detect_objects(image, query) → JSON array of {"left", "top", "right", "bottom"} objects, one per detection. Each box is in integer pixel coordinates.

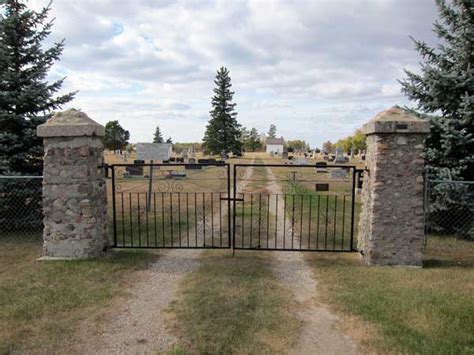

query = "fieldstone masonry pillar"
[
  {"left": 37, "top": 109, "right": 108, "bottom": 258},
  {"left": 358, "top": 106, "right": 430, "bottom": 266}
]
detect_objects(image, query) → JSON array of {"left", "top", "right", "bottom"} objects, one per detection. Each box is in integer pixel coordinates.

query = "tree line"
[{"left": 0, "top": 0, "right": 471, "bottom": 183}]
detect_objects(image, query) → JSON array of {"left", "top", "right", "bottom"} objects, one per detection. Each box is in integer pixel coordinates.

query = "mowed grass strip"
[
  {"left": 305, "top": 250, "right": 474, "bottom": 354},
  {"left": 169, "top": 251, "right": 300, "bottom": 354},
  {"left": 0, "top": 238, "right": 156, "bottom": 354}
]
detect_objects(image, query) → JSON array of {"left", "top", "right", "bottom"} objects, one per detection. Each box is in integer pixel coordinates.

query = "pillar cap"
[
  {"left": 37, "top": 109, "right": 105, "bottom": 137},
  {"left": 362, "top": 106, "right": 430, "bottom": 135}
]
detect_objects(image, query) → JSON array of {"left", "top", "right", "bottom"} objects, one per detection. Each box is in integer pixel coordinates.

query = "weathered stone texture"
[
  {"left": 358, "top": 106, "right": 430, "bottom": 266},
  {"left": 38, "top": 109, "right": 108, "bottom": 258}
]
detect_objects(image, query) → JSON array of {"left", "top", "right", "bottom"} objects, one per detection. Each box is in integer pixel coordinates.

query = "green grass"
[
  {"left": 0, "top": 238, "right": 156, "bottom": 354},
  {"left": 168, "top": 251, "right": 300, "bottom": 354},
  {"left": 305, "top": 251, "right": 474, "bottom": 354}
]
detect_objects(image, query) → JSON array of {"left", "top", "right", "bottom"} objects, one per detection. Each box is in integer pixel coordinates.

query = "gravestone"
[
  {"left": 182, "top": 149, "right": 188, "bottom": 159},
  {"left": 350, "top": 147, "right": 355, "bottom": 159},
  {"left": 188, "top": 157, "right": 196, "bottom": 164},
  {"left": 282, "top": 151, "right": 288, "bottom": 159},
  {"left": 315, "top": 161, "right": 328, "bottom": 173},
  {"left": 126, "top": 160, "right": 144, "bottom": 176},
  {"left": 136, "top": 142, "right": 172, "bottom": 161},
  {"left": 330, "top": 168, "right": 348, "bottom": 179},
  {"left": 123, "top": 151, "right": 128, "bottom": 162},
  {"left": 335, "top": 147, "right": 345, "bottom": 163},
  {"left": 296, "top": 157, "right": 308, "bottom": 165}
]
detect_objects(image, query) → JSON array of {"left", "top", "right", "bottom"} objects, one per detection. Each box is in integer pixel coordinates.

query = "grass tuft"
[{"left": 169, "top": 251, "right": 300, "bottom": 354}]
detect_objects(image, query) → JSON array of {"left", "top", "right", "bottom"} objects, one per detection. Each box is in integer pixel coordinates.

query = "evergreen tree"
[
  {"left": 166, "top": 137, "right": 172, "bottom": 144},
  {"left": 246, "top": 128, "right": 262, "bottom": 152},
  {"left": 400, "top": 0, "right": 473, "bottom": 181},
  {"left": 203, "top": 66, "right": 242, "bottom": 155},
  {"left": 103, "top": 121, "right": 130, "bottom": 152},
  {"left": 0, "top": 0, "right": 76, "bottom": 175},
  {"left": 267, "top": 124, "right": 277, "bottom": 138},
  {"left": 240, "top": 126, "right": 250, "bottom": 150},
  {"left": 153, "top": 125, "right": 164, "bottom": 143}
]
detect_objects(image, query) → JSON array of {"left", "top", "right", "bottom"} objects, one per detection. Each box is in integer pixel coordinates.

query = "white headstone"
[{"left": 136, "top": 143, "right": 172, "bottom": 161}]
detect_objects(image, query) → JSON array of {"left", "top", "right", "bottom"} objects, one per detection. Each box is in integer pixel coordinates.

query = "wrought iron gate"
[
  {"left": 231, "top": 164, "right": 359, "bottom": 252},
  {"left": 110, "top": 162, "right": 360, "bottom": 252},
  {"left": 110, "top": 162, "right": 231, "bottom": 248}
]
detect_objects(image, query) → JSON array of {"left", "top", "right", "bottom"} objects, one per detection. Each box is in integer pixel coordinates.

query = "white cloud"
[{"left": 28, "top": 0, "right": 438, "bottom": 147}]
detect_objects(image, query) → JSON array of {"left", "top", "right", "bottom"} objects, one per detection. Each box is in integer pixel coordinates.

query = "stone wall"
[
  {"left": 358, "top": 106, "right": 430, "bottom": 266},
  {"left": 38, "top": 109, "right": 108, "bottom": 258}
]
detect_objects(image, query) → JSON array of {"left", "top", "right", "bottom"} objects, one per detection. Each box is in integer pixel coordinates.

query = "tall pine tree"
[
  {"left": 153, "top": 125, "right": 164, "bottom": 143},
  {"left": 400, "top": 0, "right": 473, "bottom": 181},
  {"left": 267, "top": 124, "right": 277, "bottom": 138},
  {"left": 203, "top": 67, "right": 242, "bottom": 155},
  {"left": 0, "top": 0, "right": 76, "bottom": 175}
]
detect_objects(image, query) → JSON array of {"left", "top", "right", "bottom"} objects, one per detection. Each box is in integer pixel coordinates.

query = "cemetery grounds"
[{"left": 0, "top": 152, "right": 473, "bottom": 354}]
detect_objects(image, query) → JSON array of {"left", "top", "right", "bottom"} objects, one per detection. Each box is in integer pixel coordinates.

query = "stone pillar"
[
  {"left": 358, "top": 106, "right": 430, "bottom": 266},
  {"left": 37, "top": 109, "right": 108, "bottom": 259}
]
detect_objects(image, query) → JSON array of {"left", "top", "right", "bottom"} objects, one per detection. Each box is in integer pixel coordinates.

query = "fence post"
[
  {"left": 358, "top": 106, "right": 430, "bottom": 266},
  {"left": 37, "top": 109, "right": 108, "bottom": 259}
]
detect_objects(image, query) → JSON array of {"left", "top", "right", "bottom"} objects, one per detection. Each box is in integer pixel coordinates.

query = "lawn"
[
  {"left": 305, "top": 239, "right": 474, "bottom": 354},
  {"left": 168, "top": 251, "right": 301, "bottom": 354},
  {"left": 0, "top": 238, "right": 156, "bottom": 354}
]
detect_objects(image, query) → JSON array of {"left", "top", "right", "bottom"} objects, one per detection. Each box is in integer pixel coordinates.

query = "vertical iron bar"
[
  {"left": 250, "top": 194, "right": 253, "bottom": 248},
  {"left": 342, "top": 195, "right": 346, "bottom": 250},
  {"left": 333, "top": 195, "right": 337, "bottom": 250},
  {"left": 154, "top": 193, "right": 157, "bottom": 247},
  {"left": 350, "top": 167, "right": 356, "bottom": 251},
  {"left": 275, "top": 194, "right": 278, "bottom": 249},
  {"left": 266, "top": 194, "right": 270, "bottom": 248},
  {"left": 258, "top": 194, "right": 262, "bottom": 248},
  {"left": 194, "top": 192, "right": 198, "bottom": 246},
  {"left": 186, "top": 193, "right": 190, "bottom": 247},
  {"left": 178, "top": 192, "right": 182, "bottom": 247},
  {"left": 111, "top": 166, "right": 117, "bottom": 247},
  {"left": 129, "top": 192, "right": 133, "bottom": 247},
  {"left": 316, "top": 195, "right": 320, "bottom": 249},
  {"left": 291, "top": 194, "right": 295, "bottom": 249},
  {"left": 202, "top": 192, "right": 206, "bottom": 246},
  {"left": 137, "top": 193, "right": 141, "bottom": 247},
  {"left": 121, "top": 192, "right": 125, "bottom": 247},
  {"left": 145, "top": 192, "right": 149, "bottom": 247},
  {"left": 324, "top": 195, "right": 329, "bottom": 250},
  {"left": 227, "top": 163, "right": 231, "bottom": 250},
  {"left": 161, "top": 193, "right": 165, "bottom": 246},
  {"left": 219, "top": 192, "right": 223, "bottom": 247},
  {"left": 283, "top": 194, "right": 287, "bottom": 249},
  {"left": 170, "top": 192, "right": 173, "bottom": 247},
  {"left": 211, "top": 192, "right": 214, "bottom": 247},
  {"left": 241, "top": 193, "right": 245, "bottom": 248},
  {"left": 299, "top": 194, "right": 303, "bottom": 250},
  {"left": 308, "top": 195, "right": 312, "bottom": 250},
  {"left": 231, "top": 164, "right": 235, "bottom": 251},
  {"left": 147, "top": 161, "right": 153, "bottom": 211}
]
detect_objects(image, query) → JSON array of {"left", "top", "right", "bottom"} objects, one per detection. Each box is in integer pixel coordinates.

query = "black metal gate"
[
  {"left": 110, "top": 162, "right": 360, "bottom": 252},
  {"left": 232, "top": 164, "right": 359, "bottom": 252},
  {"left": 110, "top": 162, "right": 231, "bottom": 249}
]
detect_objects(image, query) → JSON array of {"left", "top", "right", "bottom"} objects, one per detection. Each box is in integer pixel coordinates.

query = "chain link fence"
[
  {"left": 424, "top": 179, "right": 474, "bottom": 265},
  {"left": 0, "top": 176, "right": 43, "bottom": 240}
]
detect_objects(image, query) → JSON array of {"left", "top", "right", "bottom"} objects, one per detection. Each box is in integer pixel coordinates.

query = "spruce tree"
[
  {"left": 400, "top": 0, "right": 473, "bottom": 181},
  {"left": 153, "top": 125, "right": 164, "bottom": 143},
  {"left": 203, "top": 67, "right": 242, "bottom": 155},
  {"left": 0, "top": 0, "right": 76, "bottom": 175},
  {"left": 267, "top": 124, "right": 277, "bottom": 138}
]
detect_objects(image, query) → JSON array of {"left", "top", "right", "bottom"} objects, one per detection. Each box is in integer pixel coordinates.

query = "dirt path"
[
  {"left": 263, "top": 165, "right": 359, "bottom": 355},
  {"left": 77, "top": 249, "right": 201, "bottom": 354}
]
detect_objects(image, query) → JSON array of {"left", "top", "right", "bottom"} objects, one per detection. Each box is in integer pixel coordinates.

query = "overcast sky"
[{"left": 31, "top": 0, "right": 439, "bottom": 147}]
